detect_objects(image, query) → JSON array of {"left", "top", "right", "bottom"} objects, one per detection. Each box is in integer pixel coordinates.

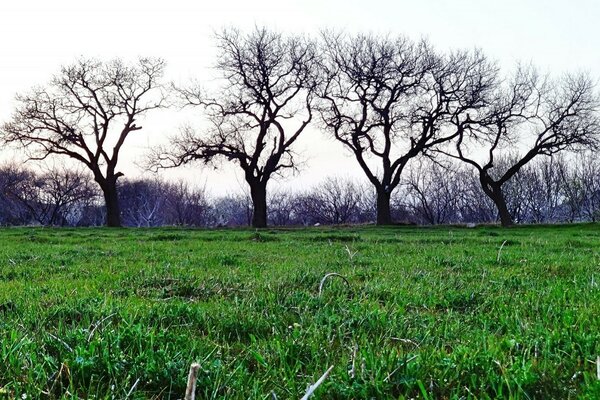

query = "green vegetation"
[{"left": 0, "top": 225, "right": 599, "bottom": 399}]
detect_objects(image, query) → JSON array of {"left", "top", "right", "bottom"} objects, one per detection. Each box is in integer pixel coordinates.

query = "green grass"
[{"left": 0, "top": 224, "right": 599, "bottom": 399}]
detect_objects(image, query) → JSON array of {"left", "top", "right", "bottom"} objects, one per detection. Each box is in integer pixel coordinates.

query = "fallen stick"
[
  {"left": 124, "top": 378, "right": 140, "bottom": 399},
  {"left": 185, "top": 363, "right": 201, "bottom": 400},
  {"left": 300, "top": 365, "right": 334, "bottom": 400}
]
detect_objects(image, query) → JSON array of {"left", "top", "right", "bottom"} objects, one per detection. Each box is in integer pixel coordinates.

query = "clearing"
[{"left": 0, "top": 225, "right": 599, "bottom": 398}]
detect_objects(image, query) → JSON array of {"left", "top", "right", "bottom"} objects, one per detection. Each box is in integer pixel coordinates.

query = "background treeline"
[
  {"left": 1, "top": 28, "right": 600, "bottom": 227},
  {"left": 1, "top": 152, "right": 598, "bottom": 227}
]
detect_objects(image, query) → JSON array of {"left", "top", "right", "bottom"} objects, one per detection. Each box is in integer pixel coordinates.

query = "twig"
[
  {"left": 87, "top": 313, "right": 117, "bottom": 342},
  {"left": 318, "top": 273, "right": 350, "bottom": 296},
  {"left": 391, "top": 337, "right": 420, "bottom": 347},
  {"left": 300, "top": 365, "right": 334, "bottom": 400},
  {"left": 47, "top": 333, "right": 73, "bottom": 352},
  {"left": 383, "top": 355, "right": 417, "bottom": 382},
  {"left": 47, "top": 362, "right": 70, "bottom": 395},
  {"left": 597, "top": 356, "right": 599, "bottom": 380},
  {"left": 125, "top": 378, "right": 140, "bottom": 399},
  {"left": 185, "top": 363, "right": 201, "bottom": 400},
  {"left": 497, "top": 240, "right": 508, "bottom": 263}
]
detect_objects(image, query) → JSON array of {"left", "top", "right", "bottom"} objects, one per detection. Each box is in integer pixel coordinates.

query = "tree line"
[
  {"left": 1, "top": 28, "right": 599, "bottom": 227},
  {"left": 1, "top": 152, "right": 599, "bottom": 227}
]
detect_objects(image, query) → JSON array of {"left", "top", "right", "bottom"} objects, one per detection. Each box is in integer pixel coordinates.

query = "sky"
[{"left": 1, "top": 0, "right": 599, "bottom": 195}]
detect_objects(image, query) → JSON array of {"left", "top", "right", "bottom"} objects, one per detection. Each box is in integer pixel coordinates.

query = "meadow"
[{"left": 0, "top": 224, "right": 599, "bottom": 399}]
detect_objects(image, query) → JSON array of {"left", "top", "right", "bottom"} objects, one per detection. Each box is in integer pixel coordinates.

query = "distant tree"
[
  {"left": 512, "top": 156, "right": 563, "bottom": 223},
  {"left": 404, "top": 160, "right": 463, "bottom": 224},
  {"left": 268, "top": 189, "right": 298, "bottom": 226},
  {"left": 1, "top": 58, "right": 166, "bottom": 226},
  {"left": 296, "top": 177, "right": 363, "bottom": 225},
  {"left": 455, "top": 168, "right": 498, "bottom": 224},
  {"left": 119, "top": 178, "right": 167, "bottom": 227},
  {"left": 558, "top": 152, "right": 600, "bottom": 222},
  {"left": 211, "top": 194, "right": 253, "bottom": 226},
  {"left": 164, "top": 180, "right": 211, "bottom": 226},
  {"left": 153, "top": 28, "right": 318, "bottom": 227},
  {"left": 319, "top": 33, "right": 496, "bottom": 225},
  {"left": 0, "top": 164, "right": 32, "bottom": 224},
  {"left": 439, "top": 66, "right": 600, "bottom": 226},
  {"left": 1, "top": 164, "right": 96, "bottom": 226}
]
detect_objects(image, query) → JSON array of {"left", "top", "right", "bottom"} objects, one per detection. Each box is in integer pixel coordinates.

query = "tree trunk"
[
  {"left": 493, "top": 193, "right": 514, "bottom": 227},
  {"left": 97, "top": 178, "right": 122, "bottom": 227},
  {"left": 376, "top": 189, "right": 393, "bottom": 225},
  {"left": 482, "top": 181, "right": 513, "bottom": 227},
  {"left": 250, "top": 182, "right": 268, "bottom": 228}
]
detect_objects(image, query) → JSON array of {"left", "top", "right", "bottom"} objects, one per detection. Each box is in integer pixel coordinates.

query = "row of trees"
[
  {"left": 2, "top": 153, "right": 599, "bottom": 227},
  {"left": 1, "top": 28, "right": 599, "bottom": 227}
]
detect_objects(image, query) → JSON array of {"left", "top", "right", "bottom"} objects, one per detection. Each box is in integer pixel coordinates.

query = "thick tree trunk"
[
  {"left": 492, "top": 192, "right": 514, "bottom": 227},
  {"left": 376, "top": 189, "right": 393, "bottom": 225},
  {"left": 250, "top": 183, "right": 268, "bottom": 228},
  {"left": 481, "top": 177, "right": 513, "bottom": 227},
  {"left": 96, "top": 177, "right": 122, "bottom": 227}
]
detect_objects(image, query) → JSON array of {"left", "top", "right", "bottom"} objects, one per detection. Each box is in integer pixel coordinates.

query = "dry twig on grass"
[
  {"left": 185, "top": 363, "right": 201, "bottom": 400},
  {"left": 300, "top": 365, "right": 334, "bottom": 400}
]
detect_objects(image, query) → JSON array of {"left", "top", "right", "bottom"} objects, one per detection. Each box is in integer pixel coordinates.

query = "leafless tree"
[
  {"left": 1, "top": 57, "right": 166, "bottom": 226},
  {"left": 0, "top": 164, "right": 33, "bottom": 224},
  {"left": 164, "top": 180, "right": 211, "bottom": 226},
  {"left": 211, "top": 193, "right": 253, "bottom": 227},
  {"left": 152, "top": 28, "right": 318, "bottom": 227},
  {"left": 116, "top": 177, "right": 211, "bottom": 227},
  {"left": 439, "top": 66, "right": 600, "bottom": 226},
  {"left": 403, "top": 159, "right": 464, "bottom": 224},
  {"left": 119, "top": 178, "right": 167, "bottom": 227},
  {"left": 516, "top": 156, "right": 564, "bottom": 223},
  {"left": 294, "top": 177, "right": 363, "bottom": 225},
  {"left": 558, "top": 152, "right": 600, "bottom": 222},
  {"left": 268, "top": 189, "right": 298, "bottom": 226},
  {"left": 318, "top": 32, "right": 497, "bottom": 224},
  {"left": 1, "top": 164, "right": 96, "bottom": 226}
]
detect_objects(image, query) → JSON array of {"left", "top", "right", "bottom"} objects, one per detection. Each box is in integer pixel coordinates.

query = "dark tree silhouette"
[
  {"left": 2, "top": 164, "right": 96, "bottom": 226},
  {"left": 319, "top": 33, "right": 496, "bottom": 224},
  {"left": 1, "top": 58, "right": 166, "bottom": 227},
  {"left": 439, "top": 67, "right": 600, "bottom": 226},
  {"left": 153, "top": 28, "right": 318, "bottom": 227}
]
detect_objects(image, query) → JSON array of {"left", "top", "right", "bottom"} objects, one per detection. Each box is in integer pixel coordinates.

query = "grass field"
[{"left": 0, "top": 225, "right": 599, "bottom": 399}]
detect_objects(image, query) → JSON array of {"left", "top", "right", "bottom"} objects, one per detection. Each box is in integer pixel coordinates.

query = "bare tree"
[
  {"left": 516, "top": 156, "right": 563, "bottom": 223},
  {"left": 295, "top": 177, "right": 363, "bottom": 225},
  {"left": 1, "top": 58, "right": 166, "bottom": 226},
  {"left": 152, "top": 28, "right": 318, "bottom": 227},
  {"left": 453, "top": 168, "right": 497, "bottom": 224},
  {"left": 403, "top": 159, "right": 464, "bottom": 224},
  {"left": 0, "top": 164, "right": 33, "bottom": 224},
  {"left": 558, "top": 152, "right": 600, "bottom": 222},
  {"left": 164, "top": 180, "right": 211, "bottom": 226},
  {"left": 268, "top": 189, "right": 298, "bottom": 226},
  {"left": 1, "top": 164, "right": 96, "bottom": 226},
  {"left": 319, "top": 33, "right": 496, "bottom": 224},
  {"left": 440, "top": 66, "right": 600, "bottom": 226},
  {"left": 211, "top": 193, "right": 253, "bottom": 227},
  {"left": 119, "top": 178, "right": 167, "bottom": 227}
]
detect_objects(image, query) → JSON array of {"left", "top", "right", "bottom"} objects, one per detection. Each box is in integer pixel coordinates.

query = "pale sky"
[{"left": 1, "top": 0, "right": 599, "bottom": 195}]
